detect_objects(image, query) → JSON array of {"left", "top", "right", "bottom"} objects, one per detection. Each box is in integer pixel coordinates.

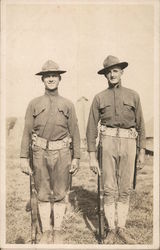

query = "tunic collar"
[
  {"left": 45, "top": 88, "right": 59, "bottom": 96},
  {"left": 108, "top": 80, "right": 122, "bottom": 89}
]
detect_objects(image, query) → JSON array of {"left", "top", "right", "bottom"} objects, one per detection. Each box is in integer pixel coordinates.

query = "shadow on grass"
[
  {"left": 69, "top": 186, "right": 107, "bottom": 236},
  {"left": 15, "top": 236, "right": 25, "bottom": 244},
  {"left": 68, "top": 185, "right": 153, "bottom": 244}
]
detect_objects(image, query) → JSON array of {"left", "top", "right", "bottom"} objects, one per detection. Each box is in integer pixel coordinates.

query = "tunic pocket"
[
  {"left": 33, "top": 106, "right": 46, "bottom": 127},
  {"left": 123, "top": 100, "right": 135, "bottom": 120},
  {"left": 99, "top": 103, "right": 112, "bottom": 121},
  {"left": 56, "top": 105, "right": 69, "bottom": 127},
  {"left": 33, "top": 107, "right": 46, "bottom": 117}
]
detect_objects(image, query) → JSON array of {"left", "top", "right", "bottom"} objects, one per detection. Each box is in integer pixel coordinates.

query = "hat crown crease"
[
  {"left": 42, "top": 60, "right": 59, "bottom": 71},
  {"left": 103, "top": 55, "right": 120, "bottom": 68}
]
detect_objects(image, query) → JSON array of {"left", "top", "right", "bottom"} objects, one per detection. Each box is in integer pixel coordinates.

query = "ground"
[{"left": 6, "top": 133, "right": 153, "bottom": 245}]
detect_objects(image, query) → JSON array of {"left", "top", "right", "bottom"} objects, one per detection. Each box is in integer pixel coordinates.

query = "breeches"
[
  {"left": 32, "top": 146, "right": 71, "bottom": 202},
  {"left": 102, "top": 135, "right": 136, "bottom": 205}
]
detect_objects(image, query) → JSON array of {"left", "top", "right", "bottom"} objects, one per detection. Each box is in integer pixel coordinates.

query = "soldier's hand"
[
  {"left": 20, "top": 158, "right": 32, "bottom": 175},
  {"left": 31, "top": 132, "right": 38, "bottom": 147},
  {"left": 70, "top": 158, "right": 79, "bottom": 176},
  {"left": 89, "top": 158, "right": 101, "bottom": 175},
  {"left": 89, "top": 152, "right": 100, "bottom": 175},
  {"left": 137, "top": 149, "right": 145, "bottom": 171}
]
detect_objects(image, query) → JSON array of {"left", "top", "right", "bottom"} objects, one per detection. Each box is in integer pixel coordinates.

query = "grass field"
[{"left": 6, "top": 130, "right": 153, "bottom": 245}]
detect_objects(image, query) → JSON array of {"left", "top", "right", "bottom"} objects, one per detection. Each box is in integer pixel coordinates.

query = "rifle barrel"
[
  {"left": 98, "top": 141, "right": 105, "bottom": 244},
  {"left": 29, "top": 145, "right": 38, "bottom": 244}
]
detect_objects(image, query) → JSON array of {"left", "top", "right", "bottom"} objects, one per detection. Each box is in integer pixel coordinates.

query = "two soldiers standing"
[{"left": 20, "top": 56, "right": 145, "bottom": 244}]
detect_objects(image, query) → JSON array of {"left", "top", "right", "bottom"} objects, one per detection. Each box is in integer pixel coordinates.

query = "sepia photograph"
[{"left": 0, "top": 0, "right": 159, "bottom": 249}]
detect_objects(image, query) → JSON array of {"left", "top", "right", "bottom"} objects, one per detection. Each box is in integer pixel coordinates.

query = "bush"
[{"left": 7, "top": 117, "right": 17, "bottom": 135}]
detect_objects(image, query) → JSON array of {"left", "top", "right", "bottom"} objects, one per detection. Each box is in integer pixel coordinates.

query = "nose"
[
  {"left": 110, "top": 70, "right": 115, "bottom": 77},
  {"left": 48, "top": 76, "right": 54, "bottom": 81}
]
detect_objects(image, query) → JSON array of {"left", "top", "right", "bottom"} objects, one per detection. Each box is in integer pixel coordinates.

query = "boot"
[
  {"left": 53, "top": 229, "right": 64, "bottom": 244},
  {"left": 104, "top": 204, "right": 117, "bottom": 244},
  {"left": 117, "top": 202, "right": 129, "bottom": 228},
  {"left": 105, "top": 228, "right": 117, "bottom": 244},
  {"left": 52, "top": 202, "right": 66, "bottom": 244},
  {"left": 38, "top": 202, "right": 52, "bottom": 244},
  {"left": 39, "top": 230, "right": 53, "bottom": 244},
  {"left": 117, "top": 227, "right": 136, "bottom": 244},
  {"left": 54, "top": 202, "right": 66, "bottom": 230},
  {"left": 117, "top": 202, "right": 135, "bottom": 244},
  {"left": 104, "top": 203, "right": 116, "bottom": 230}
]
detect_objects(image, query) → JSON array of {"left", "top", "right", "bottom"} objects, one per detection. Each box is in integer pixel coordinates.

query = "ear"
[{"left": 121, "top": 69, "right": 124, "bottom": 75}]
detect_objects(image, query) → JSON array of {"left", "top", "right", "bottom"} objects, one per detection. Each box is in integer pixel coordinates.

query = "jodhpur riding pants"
[
  {"left": 32, "top": 145, "right": 71, "bottom": 202},
  {"left": 101, "top": 135, "right": 136, "bottom": 205}
]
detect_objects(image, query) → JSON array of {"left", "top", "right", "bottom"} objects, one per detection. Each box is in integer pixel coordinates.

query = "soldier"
[
  {"left": 86, "top": 55, "right": 146, "bottom": 244},
  {"left": 20, "top": 60, "right": 80, "bottom": 243}
]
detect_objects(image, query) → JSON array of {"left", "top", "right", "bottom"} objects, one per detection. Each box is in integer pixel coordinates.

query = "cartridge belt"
[
  {"left": 34, "top": 136, "right": 72, "bottom": 150},
  {"left": 100, "top": 125, "right": 138, "bottom": 139}
]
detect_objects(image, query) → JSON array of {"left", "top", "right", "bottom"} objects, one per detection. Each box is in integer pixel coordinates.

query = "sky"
[{"left": 1, "top": 0, "right": 157, "bottom": 123}]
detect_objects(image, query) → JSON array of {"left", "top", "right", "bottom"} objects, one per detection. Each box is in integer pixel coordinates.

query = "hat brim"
[
  {"left": 35, "top": 70, "right": 66, "bottom": 76},
  {"left": 98, "top": 62, "right": 128, "bottom": 75}
]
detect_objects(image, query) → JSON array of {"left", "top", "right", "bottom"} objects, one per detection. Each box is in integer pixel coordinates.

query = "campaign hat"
[
  {"left": 36, "top": 60, "right": 66, "bottom": 75},
  {"left": 98, "top": 55, "right": 128, "bottom": 75}
]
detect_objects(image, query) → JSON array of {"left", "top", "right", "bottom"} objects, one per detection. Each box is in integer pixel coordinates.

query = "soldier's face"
[
  {"left": 105, "top": 67, "right": 123, "bottom": 85},
  {"left": 43, "top": 73, "right": 60, "bottom": 90}
]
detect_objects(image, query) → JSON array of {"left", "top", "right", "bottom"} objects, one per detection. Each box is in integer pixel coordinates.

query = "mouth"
[{"left": 111, "top": 79, "right": 118, "bottom": 82}]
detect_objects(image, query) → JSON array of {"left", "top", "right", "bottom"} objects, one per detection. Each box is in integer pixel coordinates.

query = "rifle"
[
  {"left": 67, "top": 145, "right": 78, "bottom": 209},
  {"left": 66, "top": 171, "right": 78, "bottom": 211},
  {"left": 69, "top": 172, "right": 72, "bottom": 190},
  {"left": 97, "top": 138, "right": 105, "bottom": 244},
  {"left": 133, "top": 154, "right": 138, "bottom": 189},
  {"left": 29, "top": 145, "right": 41, "bottom": 243},
  {"left": 133, "top": 137, "right": 140, "bottom": 189}
]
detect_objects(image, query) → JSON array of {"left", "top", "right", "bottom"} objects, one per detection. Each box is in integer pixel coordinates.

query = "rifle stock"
[{"left": 97, "top": 139, "right": 105, "bottom": 244}]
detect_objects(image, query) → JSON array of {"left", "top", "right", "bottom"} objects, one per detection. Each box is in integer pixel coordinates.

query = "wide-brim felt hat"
[
  {"left": 98, "top": 55, "right": 128, "bottom": 75},
  {"left": 36, "top": 60, "right": 66, "bottom": 75}
]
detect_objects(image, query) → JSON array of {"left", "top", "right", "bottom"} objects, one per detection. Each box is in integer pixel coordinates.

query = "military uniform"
[
  {"left": 21, "top": 90, "right": 80, "bottom": 201},
  {"left": 20, "top": 60, "right": 80, "bottom": 243},
  {"left": 86, "top": 56, "right": 146, "bottom": 244}
]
